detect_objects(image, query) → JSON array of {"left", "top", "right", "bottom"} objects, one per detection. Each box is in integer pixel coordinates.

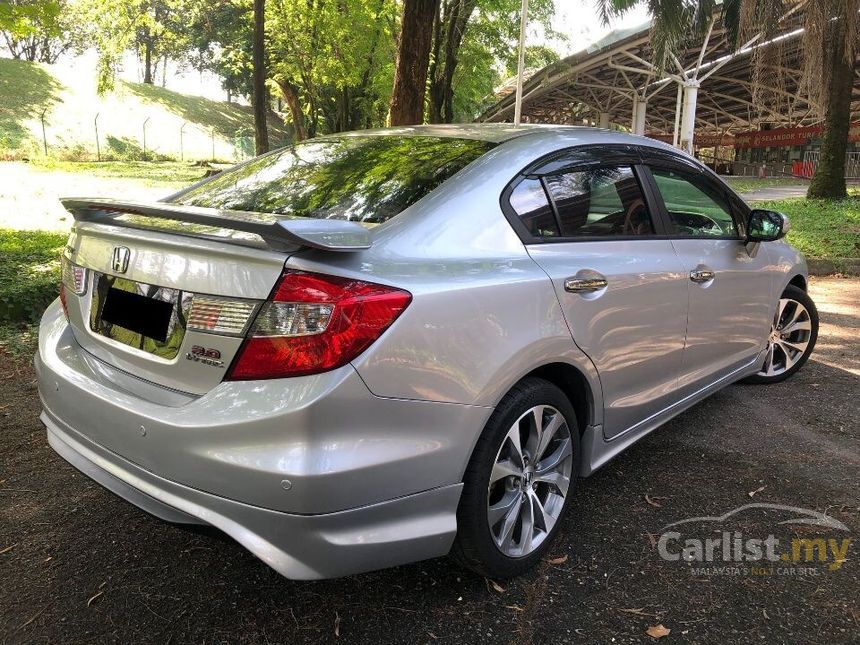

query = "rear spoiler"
[{"left": 60, "top": 198, "right": 372, "bottom": 252}]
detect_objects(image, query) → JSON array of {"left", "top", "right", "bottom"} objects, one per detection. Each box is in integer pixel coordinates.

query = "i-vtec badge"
[
  {"left": 186, "top": 345, "right": 225, "bottom": 368},
  {"left": 111, "top": 246, "right": 131, "bottom": 274}
]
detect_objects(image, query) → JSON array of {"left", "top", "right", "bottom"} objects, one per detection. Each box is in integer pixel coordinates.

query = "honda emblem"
[{"left": 111, "top": 246, "right": 130, "bottom": 274}]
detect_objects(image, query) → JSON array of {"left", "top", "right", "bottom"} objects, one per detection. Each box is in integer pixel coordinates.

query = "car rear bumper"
[
  {"left": 36, "top": 299, "right": 487, "bottom": 578},
  {"left": 44, "top": 413, "right": 461, "bottom": 579}
]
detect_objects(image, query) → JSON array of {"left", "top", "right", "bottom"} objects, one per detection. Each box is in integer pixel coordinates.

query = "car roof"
[{"left": 331, "top": 123, "right": 681, "bottom": 152}]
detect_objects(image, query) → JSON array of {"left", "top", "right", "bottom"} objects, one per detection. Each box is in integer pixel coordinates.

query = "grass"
[
  {"left": 0, "top": 57, "right": 289, "bottom": 162},
  {"left": 28, "top": 159, "right": 208, "bottom": 187},
  {"left": 758, "top": 197, "right": 860, "bottom": 267},
  {"left": 0, "top": 228, "right": 66, "bottom": 358}
]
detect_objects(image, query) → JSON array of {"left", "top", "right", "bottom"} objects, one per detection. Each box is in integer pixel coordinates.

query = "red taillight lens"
[{"left": 226, "top": 271, "right": 412, "bottom": 380}]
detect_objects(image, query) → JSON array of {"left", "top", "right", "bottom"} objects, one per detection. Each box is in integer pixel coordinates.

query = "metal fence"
[{"left": 32, "top": 110, "right": 262, "bottom": 163}]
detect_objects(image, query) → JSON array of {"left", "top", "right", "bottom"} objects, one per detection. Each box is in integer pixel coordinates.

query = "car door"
[
  {"left": 505, "top": 146, "right": 689, "bottom": 439},
  {"left": 640, "top": 153, "right": 773, "bottom": 395}
]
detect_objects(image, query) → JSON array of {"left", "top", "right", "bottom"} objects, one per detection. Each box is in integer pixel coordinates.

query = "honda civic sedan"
[{"left": 36, "top": 124, "right": 817, "bottom": 579}]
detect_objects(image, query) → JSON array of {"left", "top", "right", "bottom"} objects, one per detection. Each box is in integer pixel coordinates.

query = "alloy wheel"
[
  {"left": 758, "top": 297, "right": 812, "bottom": 377},
  {"left": 487, "top": 405, "right": 573, "bottom": 558}
]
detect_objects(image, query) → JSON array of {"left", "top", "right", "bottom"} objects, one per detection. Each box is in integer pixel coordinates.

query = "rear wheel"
[
  {"left": 743, "top": 285, "right": 818, "bottom": 384},
  {"left": 451, "top": 378, "right": 580, "bottom": 578}
]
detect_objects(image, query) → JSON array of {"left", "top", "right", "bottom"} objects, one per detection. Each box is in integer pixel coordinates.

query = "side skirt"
[{"left": 579, "top": 352, "right": 763, "bottom": 477}]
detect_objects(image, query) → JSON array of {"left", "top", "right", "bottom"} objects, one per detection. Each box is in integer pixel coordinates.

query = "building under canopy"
[{"left": 479, "top": 12, "right": 860, "bottom": 177}]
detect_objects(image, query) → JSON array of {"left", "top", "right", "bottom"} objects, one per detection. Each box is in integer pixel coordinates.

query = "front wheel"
[
  {"left": 451, "top": 378, "right": 580, "bottom": 578},
  {"left": 743, "top": 284, "right": 818, "bottom": 384}
]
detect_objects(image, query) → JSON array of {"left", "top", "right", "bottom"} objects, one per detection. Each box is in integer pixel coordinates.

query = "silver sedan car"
[{"left": 37, "top": 125, "right": 818, "bottom": 579}]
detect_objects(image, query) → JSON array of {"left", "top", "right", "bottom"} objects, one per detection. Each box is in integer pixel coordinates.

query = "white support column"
[
  {"left": 631, "top": 95, "right": 639, "bottom": 133},
  {"left": 633, "top": 99, "right": 648, "bottom": 134},
  {"left": 679, "top": 80, "right": 700, "bottom": 153},
  {"left": 672, "top": 82, "right": 683, "bottom": 148},
  {"left": 599, "top": 112, "right": 610, "bottom": 129}
]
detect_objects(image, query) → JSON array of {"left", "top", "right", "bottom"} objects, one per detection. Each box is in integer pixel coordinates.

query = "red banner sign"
[
  {"left": 647, "top": 122, "right": 860, "bottom": 150},
  {"left": 734, "top": 122, "right": 860, "bottom": 148}
]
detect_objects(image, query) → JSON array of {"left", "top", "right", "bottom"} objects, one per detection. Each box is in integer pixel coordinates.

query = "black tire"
[
  {"left": 742, "top": 284, "right": 818, "bottom": 384},
  {"left": 451, "top": 377, "right": 581, "bottom": 578}
]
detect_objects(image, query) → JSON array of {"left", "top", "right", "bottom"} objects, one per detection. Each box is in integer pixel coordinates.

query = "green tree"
[
  {"left": 0, "top": 0, "right": 82, "bottom": 63},
  {"left": 598, "top": 0, "right": 859, "bottom": 199},
  {"left": 80, "top": 0, "right": 203, "bottom": 91},
  {"left": 427, "top": 0, "right": 557, "bottom": 123},
  {"left": 267, "top": 0, "right": 397, "bottom": 138}
]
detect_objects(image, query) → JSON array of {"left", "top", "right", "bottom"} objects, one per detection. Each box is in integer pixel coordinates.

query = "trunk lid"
[{"left": 60, "top": 199, "right": 372, "bottom": 395}]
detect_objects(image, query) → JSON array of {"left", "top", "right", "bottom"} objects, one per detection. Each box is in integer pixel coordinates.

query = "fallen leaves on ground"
[
  {"left": 748, "top": 485, "right": 767, "bottom": 498},
  {"left": 646, "top": 624, "right": 671, "bottom": 639},
  {"left": 545, "top": 554, "right": 568, "bottom": 565},
  {"left": 489, "top": 580, "right": 506, "bottom": 593}
]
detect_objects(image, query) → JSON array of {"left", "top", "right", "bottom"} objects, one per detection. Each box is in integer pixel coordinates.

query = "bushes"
[{"left": 0, "top": 229, "right": 67, "bottom": 325}]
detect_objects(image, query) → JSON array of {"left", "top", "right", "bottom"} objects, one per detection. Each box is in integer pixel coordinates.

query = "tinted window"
[
  {"left": 509, "top": 178, "right": 559, "bottom": 237},
  {"left": 174, "top": 136, "right": 495, "bottom": 224},
  {"left": 650, "top": 167, "right": 738, "bottom": 237},
  {"left": 543, "top": 166, "right": 655, "bottom": 237}
]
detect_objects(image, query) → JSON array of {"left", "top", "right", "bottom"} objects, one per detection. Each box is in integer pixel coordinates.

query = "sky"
[{"left": 541, "top": 0, "right": 650, "bottom": 56}]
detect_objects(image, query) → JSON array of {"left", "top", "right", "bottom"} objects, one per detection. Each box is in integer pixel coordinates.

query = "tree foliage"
[{"left": 0, "top": 0, "right": 83, "bottom": 63}]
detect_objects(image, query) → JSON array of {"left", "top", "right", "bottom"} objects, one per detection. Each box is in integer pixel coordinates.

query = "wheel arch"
[
  {"left": 516, "top": 362, "right": 597, "bottom": 435},
  {"left": 787, "top": 274, "right": 807, "bottom": 292}
]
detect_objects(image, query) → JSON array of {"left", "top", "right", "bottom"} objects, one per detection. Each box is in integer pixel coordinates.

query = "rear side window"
[
  {"left": 544, "top": 166, "right": 654, "bottom": 237},
  {"left": 509, "top": 179, "right": 559, "bottom": 237},
  {"left": 509, "top": 165, "right": 655, "bottom": 239},
  {"left": 174, "top": 136, "right": 495, "bottom": 224},
  {"left": 650, "top": 167, "right": 738, "bottom": 237}
]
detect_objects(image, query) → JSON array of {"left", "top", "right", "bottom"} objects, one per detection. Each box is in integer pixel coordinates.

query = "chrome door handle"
[
  {"left": 564, "top": 277, "right": 608, "bottom": 293},
  {"left": 689, "top": 268, "right": 715, "bottom": 283}
]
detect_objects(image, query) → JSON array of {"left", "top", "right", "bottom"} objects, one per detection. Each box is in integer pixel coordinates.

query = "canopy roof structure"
[{"left": 479, "top": 11, "right": 860, "bottom": 149}]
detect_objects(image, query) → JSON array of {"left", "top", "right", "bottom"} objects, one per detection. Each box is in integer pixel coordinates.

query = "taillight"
[
  {"left": 226, "top": 271, "right": 412, "bottom": 380},
  {"left": 61, "top": 257, "right": 87, "bottom": 295},
  {"left": 60, "top": 257, "right": 87, "bottom": 319}
]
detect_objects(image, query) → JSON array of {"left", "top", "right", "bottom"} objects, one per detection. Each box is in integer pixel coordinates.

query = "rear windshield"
[{"left": 173, "top": 135, "right": 496, "bottom": 224}]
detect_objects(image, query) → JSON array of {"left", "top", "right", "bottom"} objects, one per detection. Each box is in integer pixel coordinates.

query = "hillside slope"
[{"left": 0, "top": 58, "right": 290, "bottom": 161}]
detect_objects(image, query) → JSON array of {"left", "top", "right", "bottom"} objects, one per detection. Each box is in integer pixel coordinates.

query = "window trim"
[{"left": 500, "top": 145, "right": 671, "bottom": 244}]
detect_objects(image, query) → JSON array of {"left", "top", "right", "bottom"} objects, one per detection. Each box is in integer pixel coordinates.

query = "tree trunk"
[
  {"left": 252, "top": 0, "right": 270, "bottom": 155},
  {"left": 277, "top": 79, "right": 308, "bottom": 142},
  {"left": 389, "top": 0, "right": 439, "bottom": 125},
  {"left": 427, "top": 2, "right": 446, "bottom": 123},
  {"left": 807, "top": 42, "right": 853, "bottom": 199},
  {"left": 440, "top": 0, "right": 474, "bottom": 122},
  {"left": 143, "top": 35, "right": 153, "bottom": 84}
]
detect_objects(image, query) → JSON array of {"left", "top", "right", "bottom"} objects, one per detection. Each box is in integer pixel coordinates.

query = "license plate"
[
  {"left": 90, "top": 273, "right": 192, "bottom": 358},
  {"left": 101, "top": 287, "right": 173, "bottom": 342}
]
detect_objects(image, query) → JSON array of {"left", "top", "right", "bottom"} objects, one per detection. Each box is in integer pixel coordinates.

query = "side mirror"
[{"left": 747, "top": 209, "right": 790, "bottom": 242}]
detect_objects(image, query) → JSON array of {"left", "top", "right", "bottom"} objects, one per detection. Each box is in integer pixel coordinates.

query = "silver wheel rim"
[
  {"left": 487, "top": 405, "right": 573, "bottom": 558},
  {"left": 758, "top": 297, "right": 812, "bottom": 377}
]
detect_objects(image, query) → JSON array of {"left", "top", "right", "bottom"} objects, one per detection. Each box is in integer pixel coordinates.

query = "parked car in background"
[{"left": 37, "top": 125, "right": 817, "bottom": 579}]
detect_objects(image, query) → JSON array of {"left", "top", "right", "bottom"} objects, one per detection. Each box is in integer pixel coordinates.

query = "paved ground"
[
  {"left": 739, "top": 185, "right": 810, "bottom": 201},
  {"left": 1, "top": 278, "right": 858, "bottom": 644}
]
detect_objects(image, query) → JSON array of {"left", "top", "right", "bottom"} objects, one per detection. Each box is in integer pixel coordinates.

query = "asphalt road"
[{"left": 1, "top": 278, "right": 858, "bottom": 645}]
